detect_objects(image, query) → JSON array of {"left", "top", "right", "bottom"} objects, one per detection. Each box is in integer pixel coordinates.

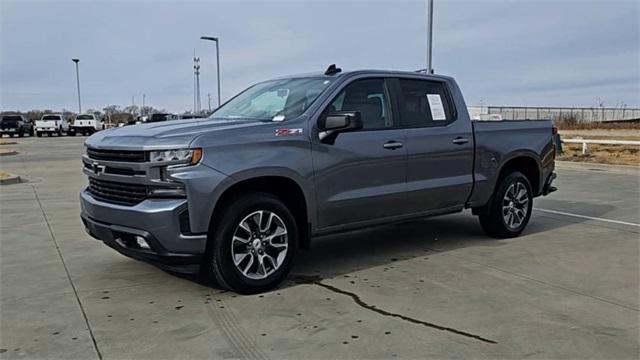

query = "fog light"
[{"left": 135, "top": 236, "right": 150, "bottom": 250}]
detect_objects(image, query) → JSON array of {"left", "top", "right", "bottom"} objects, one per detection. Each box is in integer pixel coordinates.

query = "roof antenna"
[{"left": 324, "top": 64, "right": 342, "bottom": 75}]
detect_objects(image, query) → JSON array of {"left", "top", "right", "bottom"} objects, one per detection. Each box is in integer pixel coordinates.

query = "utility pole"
[
  {"left": 194, "top": 56, "right": 201, "bottom": 113},
  {"left": 208, "top": 93, "right": 212, "bottom": 112},
  {"left": 426, "top": 0, "right": 434, "bottom": 74},
  {"left": 142, "top": 93, "right": 146, "bottom": 115},
  {"left": 72, "top": 59, "right": 82, "bottom": 113}
]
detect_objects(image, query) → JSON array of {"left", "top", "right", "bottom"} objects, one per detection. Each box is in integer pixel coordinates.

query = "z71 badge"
[{"left": 275, "top": 128, "right": 303, "bottom": 137}]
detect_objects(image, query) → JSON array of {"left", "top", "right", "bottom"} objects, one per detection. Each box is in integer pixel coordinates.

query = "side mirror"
[{"left": 318, "top": 111, "right": 363, "bottom": 143}]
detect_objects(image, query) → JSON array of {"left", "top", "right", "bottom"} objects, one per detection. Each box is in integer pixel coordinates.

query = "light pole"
[
  {"left": 426, "top": 0, "right": 434, "bottom": 74},
  {"left": 200, "top": 36, "right": 221, "bottom": 107},
  {"left": 72, "top": 58, "right": 82, "bottom": 113}
]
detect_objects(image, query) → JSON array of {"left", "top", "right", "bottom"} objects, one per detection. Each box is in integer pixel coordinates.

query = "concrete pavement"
[{"left": 1, "top": 137, "right": 638, "bottom": 359}]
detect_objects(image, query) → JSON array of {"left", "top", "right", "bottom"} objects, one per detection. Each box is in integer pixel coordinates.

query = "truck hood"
[{"left": 85, "top": 118, "right": 266, "bottom": 150}]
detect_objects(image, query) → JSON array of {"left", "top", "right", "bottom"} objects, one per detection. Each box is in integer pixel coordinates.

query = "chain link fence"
[{"left": 468, "top": 106, "right": 640, "bottom": 122}]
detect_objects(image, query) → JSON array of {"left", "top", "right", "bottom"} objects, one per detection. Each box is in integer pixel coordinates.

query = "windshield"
[
  {"left": 77, "top": 115, "right": 94, "bottom": 120},
  {"left": 42, "top": 115, "right": 61, "bottom": 121},
  {"left": 210, "top": 77, "right": 333, "bottom": 121}
]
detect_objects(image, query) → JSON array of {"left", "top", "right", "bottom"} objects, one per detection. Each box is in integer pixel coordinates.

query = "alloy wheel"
[
  {"left": 230, "top": 210, "right": 289, "bottom": 280},
  {"left": 502, "top": 181, "right": 529, "bottom": 229}
]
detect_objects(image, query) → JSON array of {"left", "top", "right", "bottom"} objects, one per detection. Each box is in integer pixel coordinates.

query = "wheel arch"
[
  {"left": 208, "top": 171, "right": 313, "bottom": 250},
  {"left": 497, "top": 152, "right": 542, "bottom": 196}
]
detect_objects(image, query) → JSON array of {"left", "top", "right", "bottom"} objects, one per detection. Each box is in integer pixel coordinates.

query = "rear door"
[
  {"left": 312, "top": 77, "right": 408, "bottom": 228},
  {"left": 394, "top": 77, "right": 474, "bottom": 213}
]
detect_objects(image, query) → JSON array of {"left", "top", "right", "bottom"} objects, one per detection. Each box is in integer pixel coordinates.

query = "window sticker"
[{"left": 426, "top": 94, "right": 447, "bottom": 121}]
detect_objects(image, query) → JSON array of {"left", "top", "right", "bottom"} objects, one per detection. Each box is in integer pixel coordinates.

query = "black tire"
[
  {"left": 478, "top": 171, "right": 533, "bottom": 238},
  {"left": 19, "top": 130, "right": 24, "bottom": 138},
  {"left": 57, "top": 128, "right": 63, "bottom": 136},
  {"left": 203, "top": 192, "right": 298, "bottom": 294},
  {"left": 36, "top": 132, "right": 42, "bottom": 137},
  {"left": 8, "top": 133, "right": 14, "bottom": 138}
]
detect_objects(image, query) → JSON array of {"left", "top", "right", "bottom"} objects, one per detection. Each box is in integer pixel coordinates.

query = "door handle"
[
  {"left": 452, "top": 137, "right": 469, "bottom": 145},
  {"left": 383, "top": 141, "right": 404, "bottom": 150}
]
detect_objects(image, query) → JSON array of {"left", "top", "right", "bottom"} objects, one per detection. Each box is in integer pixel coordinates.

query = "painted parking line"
[{"left": 535, "top": 208, "right": 640, "bottom": 228}]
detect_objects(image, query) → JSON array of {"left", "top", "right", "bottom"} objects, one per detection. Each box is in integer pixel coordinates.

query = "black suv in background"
[{"left": 1, "top": 114, "right": 34, "bottom": 137}]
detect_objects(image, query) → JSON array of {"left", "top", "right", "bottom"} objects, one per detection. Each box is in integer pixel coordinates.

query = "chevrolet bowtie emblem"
[{"left": 92, "top": 162, "right": 105, "bottom": 175}]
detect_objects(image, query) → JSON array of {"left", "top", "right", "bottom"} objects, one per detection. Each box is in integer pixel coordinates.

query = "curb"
[
  {"left": 556, "top": 160, "right": 639, "bottom": 174},
  {"left": 0, "top": 150, "right": 18, "bottom": 156},
  {"left": 0, "top": 173, "right": 21, "bottom": 185},
  {"left": 0, "top": 141, "right": 17, "bottom": 146}
]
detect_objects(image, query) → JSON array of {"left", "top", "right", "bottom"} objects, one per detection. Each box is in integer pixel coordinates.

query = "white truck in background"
[
  {"left": 35, "top": 114, "right": 70, "bottom": 137},
  {"left": 69, "top": 114, "right": 102, "bottom": 136}
]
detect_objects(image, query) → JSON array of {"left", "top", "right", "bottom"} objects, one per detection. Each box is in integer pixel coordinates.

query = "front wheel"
[
  {"left": 478, "top": 171, "right": 533, "bottom": 238},
  {"left": 203, "top": 192, "right": 298, "bottom": 294}
]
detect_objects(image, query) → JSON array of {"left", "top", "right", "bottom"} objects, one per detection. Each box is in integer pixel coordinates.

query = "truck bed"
[{"left": 469, "top": 119, "right": 555, "bottom": 207}]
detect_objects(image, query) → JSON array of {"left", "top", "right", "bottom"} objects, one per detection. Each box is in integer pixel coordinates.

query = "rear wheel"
[
  {"left": 203, "top": 192, "right": 298, "bottom": 294},
  {"left": 8, "top": 133, "right": 14, "bottom": 138},
  {"left": 36, "top": 132, "right": 42, "bottom": 137},
  {"left": 478, "top": 171, "right": 533, "bottom": 238}
]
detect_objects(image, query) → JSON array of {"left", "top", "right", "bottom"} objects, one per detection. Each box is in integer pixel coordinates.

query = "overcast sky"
[{"left": 1, "top": 0, "right": 638, "bottom": 113}]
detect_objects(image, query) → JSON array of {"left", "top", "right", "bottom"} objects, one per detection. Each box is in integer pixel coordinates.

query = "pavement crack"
[
  {"left": 32, "top": 185, "right": 103, "bottom": 360},
  {"left": 309, "top": 279, "right": 497, "bottom": 345}
]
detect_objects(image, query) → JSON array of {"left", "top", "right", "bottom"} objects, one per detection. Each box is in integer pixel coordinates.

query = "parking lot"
[{"left": 1, "top": 136, "right": 638, "bottom": 359}]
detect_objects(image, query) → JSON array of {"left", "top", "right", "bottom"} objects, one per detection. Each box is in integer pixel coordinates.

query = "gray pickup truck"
[{"left": 81, "top": 67, "right": 557, "bottom": 294}]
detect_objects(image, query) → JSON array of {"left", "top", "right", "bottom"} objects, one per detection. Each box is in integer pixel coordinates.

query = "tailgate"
[{"left": 36, "top": 121, "right": 57, "bottom": 128}]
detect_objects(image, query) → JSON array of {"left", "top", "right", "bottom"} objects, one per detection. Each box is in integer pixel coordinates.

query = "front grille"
[
  {"left": 87, "top": 148, "right": 147, "bottom": 162},
  {"left": 88, "top": 178, "right": 147, "bottom": 205}
]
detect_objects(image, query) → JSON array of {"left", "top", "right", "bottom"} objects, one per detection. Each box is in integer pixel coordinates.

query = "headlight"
[{"left": 149, "top": 148, "right": 202, "bottom": 165}]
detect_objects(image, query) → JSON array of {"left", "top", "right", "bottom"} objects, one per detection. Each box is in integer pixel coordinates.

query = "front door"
[{"left": 312, "top": 78, "right": 408, "bottom": 228}]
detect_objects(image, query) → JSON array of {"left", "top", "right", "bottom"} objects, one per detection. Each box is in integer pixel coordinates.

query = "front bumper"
[{"left": 80, "top": 190, "right": 207, "bottom": 273}]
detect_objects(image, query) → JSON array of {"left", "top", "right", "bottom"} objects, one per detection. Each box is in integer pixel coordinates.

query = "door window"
[
  {"left": 397, "top": 79, "right": 454, "bottom": 127},
  {"left": 329, "top": 79, "right": 392, "bottom": 129}
]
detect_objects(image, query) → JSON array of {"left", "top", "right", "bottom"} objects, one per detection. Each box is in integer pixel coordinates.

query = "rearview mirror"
[{"left": 318, "top": 111, "right": 363, "bottom": 143}]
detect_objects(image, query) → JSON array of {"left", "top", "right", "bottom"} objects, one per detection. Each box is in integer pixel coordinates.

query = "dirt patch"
[
  {"left": 559, "top": 143, "right": 639, "bottom": 166},
  {"left": 560, "top": 129, "right": 640, "bottom": 141},
  {"left": 0, "top": 140, "right": 17, "bottom": 145}
]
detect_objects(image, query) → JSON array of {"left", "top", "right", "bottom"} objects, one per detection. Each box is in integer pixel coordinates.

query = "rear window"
[
  {"left": 76, "top": 115, "right": 94, "bottom": 120},
  {"left": 397, "top": 79, "right": 454, "bottom": 127},
  {"left": 42, "top": 115, "right": 62, "bottom": 121},
  {"left": 1, "top": 115, "right": 21, "bottom": 122}
]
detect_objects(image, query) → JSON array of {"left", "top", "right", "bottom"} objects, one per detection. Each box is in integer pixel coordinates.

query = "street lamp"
[
  {"left": 72, "top": 58, "right": 82, "bottom": 113},
  {"left": 426, "top": 0, "right": 434, "bottom": 74},
  {"left": 200, "top": 36, "right": 221, "bottom": 107}
]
